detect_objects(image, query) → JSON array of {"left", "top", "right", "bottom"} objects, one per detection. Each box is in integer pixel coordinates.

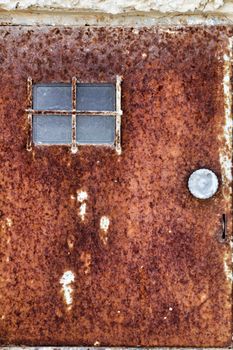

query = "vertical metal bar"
[
  {"left": 71, "top": 77, "right": 78, "bottom": 154},
  {"left": 26, "top": 77, "right": 33, "bottom": 152},
  {"left": 115, "top": 75, "right": 123, "bottom": 155}
]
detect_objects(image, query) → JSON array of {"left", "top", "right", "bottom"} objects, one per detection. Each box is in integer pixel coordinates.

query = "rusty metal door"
[{"left": 0, "top": 26, "right": 232, "bottom": 347}]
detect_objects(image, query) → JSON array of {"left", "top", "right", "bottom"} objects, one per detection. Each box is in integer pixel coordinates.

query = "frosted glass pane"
[
  {"left": 76, "top": 116, "right": 115, "bottom": 144},
  {"left": 77, "top": 84, "right": 115, "bottom": 111},
  {"left": 33, "top": 84, "right": 72, "bottom": 110},
  {"left": 33, "top": 115, "right": 72, "bottom": 144}
]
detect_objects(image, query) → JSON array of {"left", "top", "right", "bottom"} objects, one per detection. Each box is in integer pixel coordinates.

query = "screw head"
[{"left": 188, "top": 168, "right": 219, "bottom": 199}]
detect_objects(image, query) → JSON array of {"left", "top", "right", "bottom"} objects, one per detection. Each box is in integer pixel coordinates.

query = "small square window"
[
  {"left": 76, "top": 116, "right": 115, "bottom": 145},
  {"left": 33, "top": 84, "right": 72, "bottom": 110},
  {"left": 33, "top": 115, "right": 72, "bottom": 145},
  {"left": 77, "top": 84, "right": 115, "bottom": 111},
  {"left": 27, "top": 77, "right": 122, "bottom": 153}
]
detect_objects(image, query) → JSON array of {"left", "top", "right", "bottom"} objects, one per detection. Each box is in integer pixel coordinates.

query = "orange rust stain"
[{"left": 80, "top": 251, "right": 91, "bottom": 274}]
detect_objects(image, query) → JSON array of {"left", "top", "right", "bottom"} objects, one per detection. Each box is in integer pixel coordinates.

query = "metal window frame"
[{"left": 26, "top": 76, "right": 123, "bottom": 155}]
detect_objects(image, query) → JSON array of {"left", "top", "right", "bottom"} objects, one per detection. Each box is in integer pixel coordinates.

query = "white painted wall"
[
  {"left": 0, "top": 0, "right": 233, "bottom": 25},
  {"left": 0, "top": 0, "right": 229, "bottom": 13}
]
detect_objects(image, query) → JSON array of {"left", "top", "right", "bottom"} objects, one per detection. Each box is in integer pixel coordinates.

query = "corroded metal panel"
[{"left": 0, "top": 26, "right": 232, "bottom": 347}]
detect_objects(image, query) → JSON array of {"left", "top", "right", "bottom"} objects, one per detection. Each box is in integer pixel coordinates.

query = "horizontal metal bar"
[
  {"left": 26, "top": 109, "right": 120, "bottom": 116},
  {"left": 26, "top": 109, "right": 72, "bottom": 115},
  {"left": 77, "top": 111, "right": 121, "bottom": 116},
  {"left": 77, "top": 143, "right": 115, "bottom": 147},
  {"left": 32, "top": 143, "right": 115, "bottom": 147},
  {"left": 33, "top": 143, "right": 72, "bottom": 146}
]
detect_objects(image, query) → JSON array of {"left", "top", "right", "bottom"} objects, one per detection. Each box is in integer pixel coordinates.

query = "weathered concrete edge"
[
  {"left": 1, "top": 10, "right": 233, "bottom": 26},
  {"left": 0, "top": 347, "right": 232, "bottom": 349}
]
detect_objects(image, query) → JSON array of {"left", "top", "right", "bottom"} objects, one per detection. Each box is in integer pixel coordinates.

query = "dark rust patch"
[{"left": 0, "top": 26, "right": 232, "bottom": 347}]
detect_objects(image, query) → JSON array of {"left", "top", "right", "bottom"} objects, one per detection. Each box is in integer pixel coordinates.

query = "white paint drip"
[
  {"left": 71, "top": 145, "right": 78, "bottom": 154},
  {"left": 77, "top": 190, "right": 88, "bottom": 203},
  {"left": 219, "top": 154, "right": 232, "bottom": 183},
  {"left": 100, "top": 216, "right": 110, "bottom": 232},
  {"left": 5, "top": 218, "right": 12, "bottom": 227},
  {"left": 77, "top": 190, "right": 88, "bottom": 221},
  {"left": 99, "top": 216, "right": 110, "bottom": 245},
  {"left": 220, "top": 40, "right": 233, "bottom": 197},
  {"left": 60, "top": 270, "right": 75, "bottom": 310},
  {"left": 224, "top": 255, "right": 233, "bottom": 282},
  {"left": 79, "top": 203, "right": 87, "bottom": 221}
]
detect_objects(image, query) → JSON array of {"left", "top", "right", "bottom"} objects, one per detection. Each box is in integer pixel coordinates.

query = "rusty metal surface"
[{"left": 0, "top": 26, "right": 232, "bottom": 347}]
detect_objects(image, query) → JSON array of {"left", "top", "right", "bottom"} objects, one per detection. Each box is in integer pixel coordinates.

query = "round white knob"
[{"left": 188, "top": 168, "right": 219, "bottom": 199}]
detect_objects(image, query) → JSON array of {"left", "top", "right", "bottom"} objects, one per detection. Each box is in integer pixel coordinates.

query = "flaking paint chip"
[
  {"left": 79, "top": 203, "right": 87, "bottom": 221},
  {"left": 99, "top": 216, "right": 110, "bottom": 245},
  {"left": 100, "top": 216, "right": 110, "bottom": 232},
  {"left": 77, "top": 190, "right": 88, "bottom": 221},
  {"left": 5, "top": 218, "right": 12, "bottom": 227},
  {"left": 60, "top": 270, "right": 75, "bottom": 310},
  {"left": 77, "top": 190, "right": 88, "bottom": 203}
]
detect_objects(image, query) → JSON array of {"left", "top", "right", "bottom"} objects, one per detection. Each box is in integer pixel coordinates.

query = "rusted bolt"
[{"left": 188, "top": 168, "right": 219, "bottom": 199}]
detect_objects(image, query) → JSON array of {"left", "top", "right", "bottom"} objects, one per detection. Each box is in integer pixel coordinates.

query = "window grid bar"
[
  {"left": 26, "top": 109, "right": 120, "bottom": 116},
  {"left": 115, "top": 75, "right": 123, "bottom": 155},
  {"left": 71, "top": 77, "right": 78, "bottom": 153},
  {"left": 26, "top": 77, "right": 33, "bottom": 152}
]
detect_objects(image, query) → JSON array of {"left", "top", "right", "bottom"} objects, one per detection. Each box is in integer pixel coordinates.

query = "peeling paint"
[
  {"left": 99, "top": 216, "right": 110, "bottom": 245},
  {"left": 224, "top": 254, "right": 233, "bottom": 282},
  {"left": 77, "top": 190, "right": 88, "bottom": 221},
  {"left": 5, "top": 218, "right": 13, "bottom": 227},
  {"left": 77, "top": 190, "right": 88, "bottom": 203},
  {"left": 79, "top": 202, "right": 87, "bottom": 221},
  {"left": 59, "top": 270, "right": 75, "bottom": 310},
  {"left": 100, "top": 216, "right": 110, "bottom": 232},
  {"left": 220, "top": 38, "right": 232, "bottom": 203}
]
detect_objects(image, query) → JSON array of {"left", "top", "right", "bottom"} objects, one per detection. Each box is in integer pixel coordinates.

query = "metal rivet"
[{"left": 188, "top": 168, "right": 219, "bottom": 199}]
